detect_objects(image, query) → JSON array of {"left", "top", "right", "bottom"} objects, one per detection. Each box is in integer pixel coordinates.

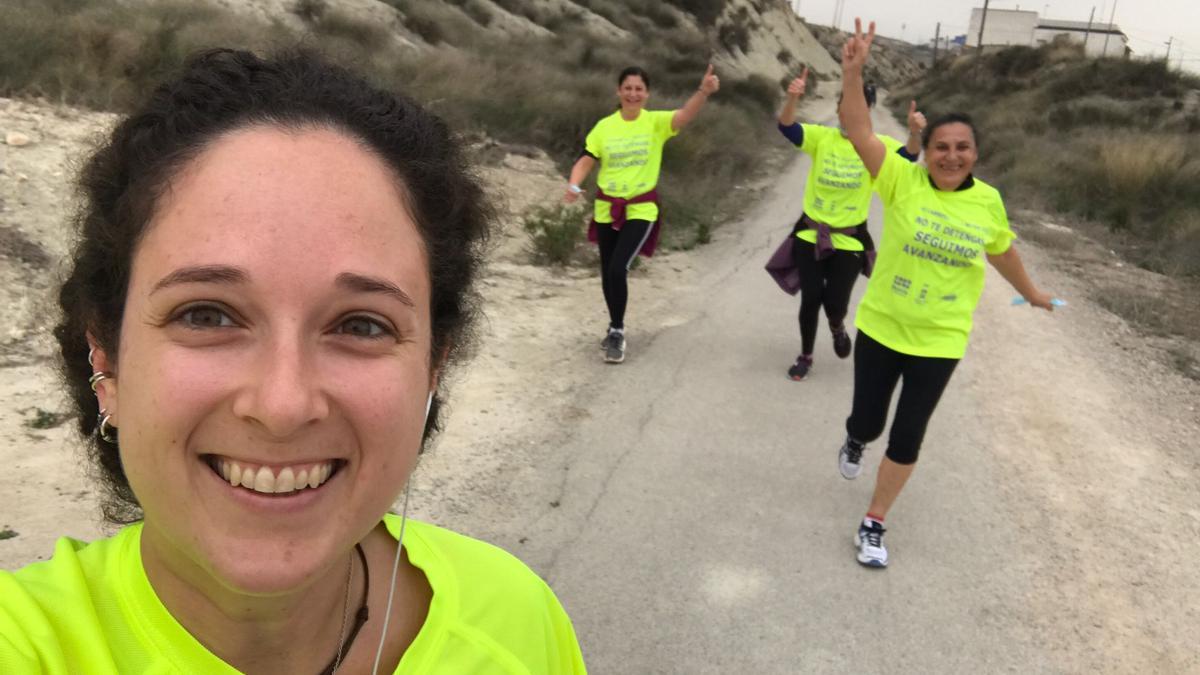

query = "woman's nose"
[{"left": 231, "top": 337, "right": 329, "bottom": 438}]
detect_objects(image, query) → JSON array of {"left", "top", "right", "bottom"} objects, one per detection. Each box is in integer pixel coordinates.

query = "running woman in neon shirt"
[
  {"left": 776, "top": 66, "right": 925, "bottom": 380},
  {"left": 564, "top": 64, "right": 719, "bottom": 364},
  {"left": 836, "top": 19, "right": 1056, "bottom": 568}
]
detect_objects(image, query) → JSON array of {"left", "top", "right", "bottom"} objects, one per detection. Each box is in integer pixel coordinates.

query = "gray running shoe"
[
  {"left": 603, "top": 331, "right": 626, "bottom": 364},
  {"left": 855, "top": 520, "right": 888, "bottom": 568},
  {"left": 838, "top": 437, "right": 866, "bottom": 480},
  {"left": 787, "top": 355, "right": 812, "bottom": 381}
]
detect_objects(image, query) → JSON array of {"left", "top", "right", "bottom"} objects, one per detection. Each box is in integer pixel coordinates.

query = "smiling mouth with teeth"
[{"left": 206, "top": 456, "right": 340, "bottom": 495}]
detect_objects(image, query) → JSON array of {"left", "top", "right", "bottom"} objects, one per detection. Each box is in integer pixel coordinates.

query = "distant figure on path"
[
  {"left": 564, "top": 64, "right": 719, "bottom": 364},
  {"left": 836, "top": 19, "right": 1056, "bottom": 569}
]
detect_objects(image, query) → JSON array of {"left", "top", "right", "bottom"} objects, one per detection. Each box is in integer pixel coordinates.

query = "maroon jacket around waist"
[{"left": 587, "top": 188, "right": 661, "bottom": 258}]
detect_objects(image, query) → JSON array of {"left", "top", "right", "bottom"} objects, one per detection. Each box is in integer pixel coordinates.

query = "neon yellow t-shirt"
[
  {"left": 855, "top": 151, "right": 1016, "bottom": 359},
  {"left": 585, "top": 109, "right": 678, "bottom": 224},
  {"left": 795, "top": 125, "right": 903, "bottom": 251},
  {"left": 0, "top": 516, "right": 586, "bottom": 674}
]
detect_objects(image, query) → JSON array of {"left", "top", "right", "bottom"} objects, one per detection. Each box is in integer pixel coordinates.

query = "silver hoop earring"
[
  {"left": 98, "top": 410, "right": 117, "bottom": 443},
  {"left": 87, "top": 347, "right": 96, "bottom": 367},
  {"left": 89, "top": 371, "right": 113, "bottom": 392}
]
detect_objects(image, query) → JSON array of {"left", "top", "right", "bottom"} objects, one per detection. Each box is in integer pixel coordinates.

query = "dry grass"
[
  {"left": 0, "top": 0, "right": 780, "bottom": 254},
  {"left": 0, "top": 1, "right": 292, "bottom": 110},
  {"left": 1098, "top": 134, "right": 1187, "bottom": 200},
  {"left": 1094, "top": 285, "right": 1174, "bottom": 337}
]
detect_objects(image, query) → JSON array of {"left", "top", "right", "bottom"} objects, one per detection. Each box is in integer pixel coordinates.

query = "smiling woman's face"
[
  {"left": 925, "top": 122, "right": 978, "bottom": 191},
  {"left": 98, "top": 125, "right": 433, "bottom": 593},
  {"left": 617, "top": 75, "right": 648, "bottom": 110}
]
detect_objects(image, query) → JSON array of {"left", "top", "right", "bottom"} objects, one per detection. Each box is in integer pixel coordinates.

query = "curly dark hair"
[{"left": 54, "top": 48, "right": 493, "bottom": 524}]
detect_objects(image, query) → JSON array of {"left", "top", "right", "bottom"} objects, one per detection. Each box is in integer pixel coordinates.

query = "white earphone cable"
[{"left": 370, "top": 392, "right": 431, "bottom": 674}]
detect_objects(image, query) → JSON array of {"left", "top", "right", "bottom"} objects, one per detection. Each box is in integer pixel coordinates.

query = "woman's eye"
[
  {"left": 336, "top": 316, "right": 392, "bottom": 339},
  {"left": 178, "top": 306, "right": 235, "bottom": 329}
]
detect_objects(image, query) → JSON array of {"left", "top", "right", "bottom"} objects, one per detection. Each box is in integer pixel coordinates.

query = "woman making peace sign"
[{"left": 835, "top": 19, "right": 1055, "bottom": 569}]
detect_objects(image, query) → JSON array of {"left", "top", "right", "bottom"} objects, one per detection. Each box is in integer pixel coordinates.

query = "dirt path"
[
  {"left": 2, "top": 95, "right": 1198, "bottom": 672},
  {"left": 440, "top": 100, "right": 1200, "bottom": 672}
]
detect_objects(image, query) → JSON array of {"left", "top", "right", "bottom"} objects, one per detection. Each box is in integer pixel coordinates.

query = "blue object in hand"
[{"left": 1011, "top": 296, "right": 1067, "bottom": 307}]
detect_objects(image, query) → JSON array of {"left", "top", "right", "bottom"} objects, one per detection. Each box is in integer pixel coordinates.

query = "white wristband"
[{"left": 568, "top": 184, "right": 583, "bottom": 194}]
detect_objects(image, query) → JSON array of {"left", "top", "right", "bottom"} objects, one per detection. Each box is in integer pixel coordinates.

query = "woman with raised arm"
[
  {"left": 564, "top": 64, "right": 719, "bottom": 364},
  {"left": 835, "top": 19, "right": 1056, "bottom": 569},
  {"left": 776, "top": 66, "right": 925, "bottom": 380},
  {"left": 0, "top": 49, "right": 586, "bottom": 673}
]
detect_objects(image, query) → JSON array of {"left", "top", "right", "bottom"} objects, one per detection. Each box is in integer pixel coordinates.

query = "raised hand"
[
  {"left": 907, "top": 100, "right": 927, "bottom": 137},
  {"left": 786, "top": 66, "right": 810, "bottom": 99},
  {"left": 841, "top": 18, "right": 876, "bottom": 72},
  {"left": 699, "top": 64, "right": 720, "bottom": 95}
]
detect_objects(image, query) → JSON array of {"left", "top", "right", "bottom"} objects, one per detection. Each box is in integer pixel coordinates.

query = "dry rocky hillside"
[
  {"left": 806, "top": 22, "right": 927, "bottom": 87},
  {"left": 200, "top": 0, "right": 843, "bottom": 80}
]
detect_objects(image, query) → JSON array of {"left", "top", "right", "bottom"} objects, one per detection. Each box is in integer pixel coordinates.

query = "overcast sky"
[{"left": 788, "top": 0, "right": 1199, "bottom": 71}]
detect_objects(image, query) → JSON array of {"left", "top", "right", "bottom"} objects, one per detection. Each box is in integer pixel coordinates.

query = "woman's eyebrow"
[
  {"left": 151, "top": 265, "right": 248, "bottom": 294},
  {"left": 336, "top": 272, "right": 415, "bottom": 308}
]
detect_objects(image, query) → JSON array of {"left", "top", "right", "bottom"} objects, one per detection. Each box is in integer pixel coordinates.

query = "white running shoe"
[
  {"left": 855, "top": 520, "right": 888, "bottom": 568},
  {"left": 838, "top": 437, "right": 866, "bottom": 480}
]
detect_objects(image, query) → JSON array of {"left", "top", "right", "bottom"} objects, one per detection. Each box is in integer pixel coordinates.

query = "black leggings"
[
  {"left": 793, "top": 239, "right": 862, "bottom": 355},
  {"left": 596, "top": 219, "right": 654, "bottom": 330},
  {"left": 845, "top": 330, "right": 959, "bottom": 465}
]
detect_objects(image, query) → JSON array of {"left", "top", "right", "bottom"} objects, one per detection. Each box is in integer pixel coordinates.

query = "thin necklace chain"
[{"left": 330, "top": 547, "right": 356, "bottom": 673}]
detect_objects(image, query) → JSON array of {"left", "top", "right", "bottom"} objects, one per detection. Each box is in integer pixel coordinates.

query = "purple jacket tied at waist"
[
  {"left": 798, "top": 213, "right": 876, "bottom": 278},
  {"left": 588, "top": 188, "right": 661, "bottom": 258},
  {"left": 765, "top": 213, "right": 877, "bottom": 295}
]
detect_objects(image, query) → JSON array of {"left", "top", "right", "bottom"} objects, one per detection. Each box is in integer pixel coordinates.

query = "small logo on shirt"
[{"left": 891, "top": 276, "right": 911, "bottom": 296}]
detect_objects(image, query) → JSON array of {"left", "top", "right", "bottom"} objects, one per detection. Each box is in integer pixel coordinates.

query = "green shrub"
[
  {"left": 638, "top": 3, "right": 679, "bottom": 29},
  {"left": 0, "top": 0, "right": 291, "bottom": 110},
  {"left": 315, "top": 8, "right": 392, "bottom": 50},
  {"left": 24, "top": 408, "right": 70, "bottom": 430},
  {"left": 988, "top": 45, "right": 1045, "bottom": 77},
  {"left": 725, "top": 74, "right": 779, "bottom": 117},
  {"left": 718, "top": 21, "right": 750, "bottom": 53},
  {"left": 523, "top": 204, "right": 588, "bottom": 265},
  {"left": 664, "top": 0, "right": 726, "bottom": 26},
  {"left": 462, "top": 0, "right": 493, "bottom": 27},
  {"left": 291, "top": 0, "right": 327, "bottom": 23}
]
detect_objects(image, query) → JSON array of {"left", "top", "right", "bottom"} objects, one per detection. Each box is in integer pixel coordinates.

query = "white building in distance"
[{"left": 966, "top": 8, "right": 1130, "bottom": 57}]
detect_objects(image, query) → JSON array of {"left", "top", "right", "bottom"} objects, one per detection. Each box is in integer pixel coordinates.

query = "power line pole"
[
  {"left": 933, "top": 21, "right": 941, "bottom": 68},
  {"left": 1083, "top": 6, "right": 1095, "bottom": 52},
  {"left": 1165, "top": 36, "right": 1173, "bottom": 65},
  {"left": 1101, "top": 0, "right": 1117, "bottom": 56},
  {"left": 977, "top": 0, "right": 990, "bottom": 51}
]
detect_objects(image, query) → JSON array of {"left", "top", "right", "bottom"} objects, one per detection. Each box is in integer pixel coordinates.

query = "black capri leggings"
[
  {"left": 595, "top": 219, "right": 654, "bottom": 330},
  {"left": 792, "top": 238, "right": 862, "bottom": 355},
  {"left": 845, "top": 330, "right": 959, "bottom": 465}
]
